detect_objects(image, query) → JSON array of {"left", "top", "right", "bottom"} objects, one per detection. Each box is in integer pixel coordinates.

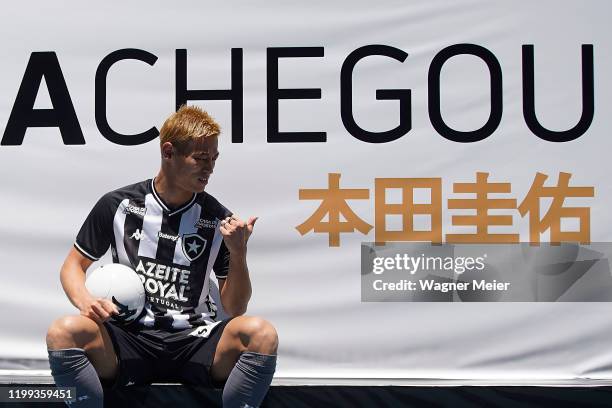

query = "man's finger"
[
  {"left": 93, "top": 305, "right": 109, "bottom": 320},
  {"left": 247, "top": 216, "right": 258, "bottom": 228},
  {"left": 83, "top": 311, "right": 102, "bottom": 325},
  {"left": 230, "top": 217, "right": 245, "bottom": 227},
  {"left": 221, "top": 217, "right": 239, "bottom": 229},
  {"left": 101, "top": 299, "right": 119, "bottom": 315},
  {"left": 92, "top": 303, "right": 109, "bottom": 320},
  {"left": 220, "top": 223, "right": 237, "bottom": 235}
]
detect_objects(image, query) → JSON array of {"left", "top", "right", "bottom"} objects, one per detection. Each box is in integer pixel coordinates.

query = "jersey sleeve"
[
  {"left": 212, "top": 202, "right": 233, "bottom": 280},
  {"left": 74, "top": 193, "right": 115, "bottom": 261},
  {"left": 213, "top": 240, "right": 230, "bottom": 280}
]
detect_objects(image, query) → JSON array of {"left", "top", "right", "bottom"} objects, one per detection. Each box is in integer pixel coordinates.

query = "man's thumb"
[{"left": 247, "top": 216, "right": 258, "bottom": 228}]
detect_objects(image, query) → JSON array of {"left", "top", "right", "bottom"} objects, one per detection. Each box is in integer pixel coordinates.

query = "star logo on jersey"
[{"left": 182, "top": 233, "right": 207, "bottom": 262}]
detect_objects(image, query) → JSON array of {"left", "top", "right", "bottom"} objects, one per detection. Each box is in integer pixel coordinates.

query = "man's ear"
[{"left": 161, "top": 142, "right": 174, "bottom": 159}]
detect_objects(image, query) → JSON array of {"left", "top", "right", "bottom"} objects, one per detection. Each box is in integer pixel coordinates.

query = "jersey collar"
[{"left": 150, "top": 178, "right": 197, "bottom": 216}]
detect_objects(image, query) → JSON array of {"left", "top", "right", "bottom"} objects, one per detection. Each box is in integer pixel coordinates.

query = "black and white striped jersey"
[{"left": 74, "top": 178, "right": 232, "bottom": 330}]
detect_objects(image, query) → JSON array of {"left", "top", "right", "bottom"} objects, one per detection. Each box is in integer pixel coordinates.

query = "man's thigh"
[
  {"left": 101, "top": 322, "right": 160, "bottom": 388},
  {"left": 84, "top": 319, "right": 119, "bottom": 381},
  {"left": 102, "top": 320, "right": 232, "bottom": 388},
  {"left": 166, "top": 320, "right": 233, "bottom": 388},
  {"left": 209, "top": 317, "right": 247, "bottom": 383},
  {"left": 48, "top": 315, "right": 119, "bottom": 382}
]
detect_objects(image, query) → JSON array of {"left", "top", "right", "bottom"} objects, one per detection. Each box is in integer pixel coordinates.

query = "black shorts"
[{"left": 102, "top": 319, "right": 232, "bottom": 389}]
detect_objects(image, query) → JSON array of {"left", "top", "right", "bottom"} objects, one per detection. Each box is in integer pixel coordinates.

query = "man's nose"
[{"left": 204, "top": 157, "right": 214, "bottom": 172}]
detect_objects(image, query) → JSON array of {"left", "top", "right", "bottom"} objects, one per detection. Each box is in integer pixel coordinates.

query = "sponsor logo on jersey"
[
  {"left": 195, "top": 218, "right": 218, "bottom": 229},
  {"left": 182, "top": 233, "right": 207, "bottom": 261},
  {"left": 130, "top": 229, "right": 144, "bottom": 240},
  {"left": 135, "top": 259, "right": 191, "bottom": 304},
  {"left": 158, "top": 231, "right": 179, "bottom": 241},
  {"left": 124, "top": 204, "right": 147, "bottom": 217}
]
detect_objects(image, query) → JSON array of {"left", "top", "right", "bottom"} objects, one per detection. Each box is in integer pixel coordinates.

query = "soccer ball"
[{"left": 85, "top": 263, "right": 145, "bottom": 324}]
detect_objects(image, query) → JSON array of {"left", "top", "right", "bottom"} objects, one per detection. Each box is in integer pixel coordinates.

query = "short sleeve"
[
  {"left": 74, "top": 194, "right": 115, "bottom": 261},
  {"left": 213, "top": 240, "right": 230, "bottom": 279},
  {"left": 208, "top": 194, "right": 232, "bottom": 279}
]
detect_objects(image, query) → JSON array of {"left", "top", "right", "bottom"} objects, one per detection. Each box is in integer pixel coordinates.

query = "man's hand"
[
  {"left": 220, "top": 215, "right": 258, "bottom": 254},
  {"left": 218, "top": 215, "right": 255, "bottom": 316},
  {"left": 78, "top": 295, "right": 119, "bottom": 324}
]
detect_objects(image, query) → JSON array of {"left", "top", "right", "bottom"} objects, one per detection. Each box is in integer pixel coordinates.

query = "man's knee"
[
  {"left": 46, "top": 315, "right": 100, "bottom": 350},
  {"left": 238, "top": 316, "right": 279, "bottom": 354}
]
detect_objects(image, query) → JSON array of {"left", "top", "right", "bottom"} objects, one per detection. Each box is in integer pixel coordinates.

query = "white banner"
[{"left": 1, "top": 0, "right": 611, "bottom": 384}]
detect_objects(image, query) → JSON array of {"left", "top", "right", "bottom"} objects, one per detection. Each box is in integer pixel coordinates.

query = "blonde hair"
[{"left": 159, "top": 105, "right": 221, "bottom": 154}]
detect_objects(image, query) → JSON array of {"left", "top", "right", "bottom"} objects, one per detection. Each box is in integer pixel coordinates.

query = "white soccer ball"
[{"left": 85, "top": 263, "right": 145, "bottom": 324}]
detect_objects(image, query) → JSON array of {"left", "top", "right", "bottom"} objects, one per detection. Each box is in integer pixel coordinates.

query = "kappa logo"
[
  {"left": 129, "top": 229, "right": 144, "bottom": 240},
  {"left": 182, "top": 233, "right": 207, "bottom": 261}
]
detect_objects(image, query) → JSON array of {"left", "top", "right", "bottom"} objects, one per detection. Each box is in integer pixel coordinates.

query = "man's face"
[{"left": 169, "top": 136, "right": 219, "bottom": 193}]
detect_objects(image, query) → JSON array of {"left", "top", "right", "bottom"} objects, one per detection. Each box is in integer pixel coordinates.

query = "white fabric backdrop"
[{"left": 0, "top": 0, "right": 611, "bottom": 383}]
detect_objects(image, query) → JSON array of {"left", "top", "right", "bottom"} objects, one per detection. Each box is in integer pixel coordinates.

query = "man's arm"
[
  {"left": 218, "top": 215, "right": 257, "bottom": 316},
  {"left": 218, "top": 253, "right": 251, "bottom": 316},
  {"left": 61, "top": 247, "right": 118, "bottom": 324}
]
